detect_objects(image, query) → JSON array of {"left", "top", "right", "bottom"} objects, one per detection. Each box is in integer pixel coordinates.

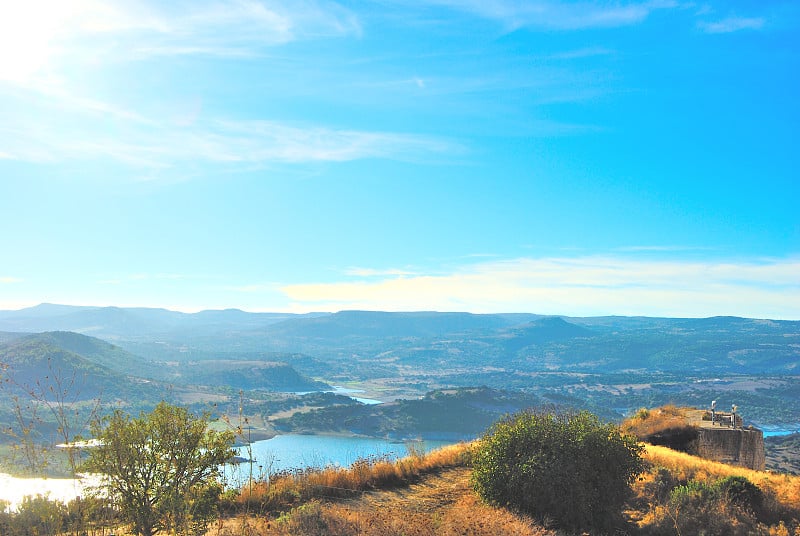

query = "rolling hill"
[
  {"left": 3, "top": 306, "right": 797, "bottom": 378},
  {"left": 0, "top": 332, "right": 158, "bottom": 401},
  {"left": 0, "top": 303, "right": 324, "bottom": 339},
  {"left": 0, "top": 331, "right": 327, "bottom": 411},
  {"left": 1, "top": 305, "right": 798, "bottom": 431}
]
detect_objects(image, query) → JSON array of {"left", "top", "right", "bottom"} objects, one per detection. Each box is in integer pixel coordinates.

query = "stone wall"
[{"left": 696, "top": 427, "right": 765, "bottom": 470}]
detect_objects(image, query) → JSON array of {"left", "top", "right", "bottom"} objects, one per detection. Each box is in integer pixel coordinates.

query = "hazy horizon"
[{"left": 2, "top": 301, "right": 799, "bottom": 322}]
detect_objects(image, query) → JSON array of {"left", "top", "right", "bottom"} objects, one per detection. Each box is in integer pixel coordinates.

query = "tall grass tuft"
[{"left": 222, "top": 442, "right": 472, "bottom": 515}]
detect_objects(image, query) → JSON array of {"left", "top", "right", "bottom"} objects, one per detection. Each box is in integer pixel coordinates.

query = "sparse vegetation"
[
  {"left": 1, "top": 311, "right": 799, "bottom": 535},
  {"left": 621, "top": 404, "right": 702, "bottom": 453},
  {"left": 84, "top": 402, "right": 235, "bottom": 536},
  {"left": 225, "top": 442, "right": 472, "bottom": 515},
  {"left": 623, "top": 404, "right": 692, "bottom": 438},
  {"left": 214, "top": 444, "right": 552, "bottom": 536},
  {"left": 632, "top": 444, "right": 800, "bottom": 534},
  {"left": 0, "top": 495, "right": 118, "bottom": 536},
  {"left": 2, "top": 434, "right": 799, "bottom": 535}
]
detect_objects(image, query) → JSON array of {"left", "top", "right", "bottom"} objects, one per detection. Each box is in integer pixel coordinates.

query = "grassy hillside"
[
  {"left": 0, "top": 332, "right": 147, "bottom": 399},
  {"left": 1, "top": 417, "right": 798, "bottom": 534},
  {"left": 0, "top": 332, "right": 329, "bottom": 399},
  {"left": 0, "top": 331, "right": 335, "bottom": 461},
  {"left": 166, "top": 360, "right": 329, "bottom": 391},
  {"left": 214, "top": 439, "right": 800, "bottom": 535}
]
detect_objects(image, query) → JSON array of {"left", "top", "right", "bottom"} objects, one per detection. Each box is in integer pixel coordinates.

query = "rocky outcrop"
[
  {"left": 696, "top": 427, "right": 765, "bottom": 471},
  {"left": 628, "top": 407, "right": 767, "bottom": 471}
]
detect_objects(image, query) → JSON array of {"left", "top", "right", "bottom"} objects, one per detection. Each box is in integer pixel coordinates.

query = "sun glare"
[{"left": 0, "top": 1, "right": 76, "bottom": 83}]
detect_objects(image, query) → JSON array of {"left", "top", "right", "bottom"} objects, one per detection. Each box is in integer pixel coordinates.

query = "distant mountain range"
[
  {"left": 1, "top": 305, "right": 798, "bottom": 376},
  {"left": 0, "top": 303, "right": 325, "bottom": 339},
  {"left": 1, "top": 304, "right": 798, "bottom": 439}
]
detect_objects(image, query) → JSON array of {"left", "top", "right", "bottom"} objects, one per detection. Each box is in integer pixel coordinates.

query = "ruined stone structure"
[
  {"left": 695, "top": 426, "right": 765, "bottom": 471},
  {"left": 636, "top": 407, "right": 766, "bottom": 471}
]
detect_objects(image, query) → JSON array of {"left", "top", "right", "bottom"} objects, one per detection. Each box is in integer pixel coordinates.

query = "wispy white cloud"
[
  {"left": 4, "top": 0, "right": 359, "bottom": 62},
  {"left": 119, "top": 0, "right": 362, "bottom": 58},
  {"left": 698, "top": 16, "right": 766, "bottom": 34},
  {"left": 0, "top": 277, "right": 23, "bottom": 284},
  {"left": 421, "top": 0, "right": 677, "bottom": 30},
  {"left": 207, "top": 119, "right": 460, "bottom": 163},
  {"left": 0, "top": 88, "right": 460, "bottom": 168},
  {"left": 0, "top": 1, "right": 360, "bottom": 85},
  {"left": 354, "top": 67, "right": 611, "bottom": 112},
  {"left": 280, "top": 255, "right": 800, "bottom": 319}
]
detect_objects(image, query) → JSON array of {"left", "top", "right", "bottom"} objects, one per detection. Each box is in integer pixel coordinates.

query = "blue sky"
[{"left": 1, "top": 0, "right": 798, "bottom": 318}]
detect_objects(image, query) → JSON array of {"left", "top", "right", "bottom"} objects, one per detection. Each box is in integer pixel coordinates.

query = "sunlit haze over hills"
[{"left": 0, "top": 0, "right": 798, "bottom": 319}]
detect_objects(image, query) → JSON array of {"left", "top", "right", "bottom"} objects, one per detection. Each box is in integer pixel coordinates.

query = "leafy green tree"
[
  {"left": 84, "top": 402, "right": 234, "bottom": 536},
  {"left": 471, "top": 410, "right": 644, "bottom": 532}
]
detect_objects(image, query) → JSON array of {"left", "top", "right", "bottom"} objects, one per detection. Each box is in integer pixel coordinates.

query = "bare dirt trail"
[
  {"left": 360, "top": 467, "right": 473, "bottom": 513},
  {"left": 337, "top": 467, "right": 553, "bottom": 535},
  {"left": 211, "top": 468, "right": 552, "bottom": 535}
]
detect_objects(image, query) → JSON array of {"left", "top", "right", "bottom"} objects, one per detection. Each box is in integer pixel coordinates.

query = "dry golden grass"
[
  {"left": 231, "top": 442, "right": 474, "bottom": 514},
  {"left": 621, "top": 404, "right": 699, "bottom": 439},
  {"left": 626, "top": 444, "right": 800, "bottom": 535},
  {"left": 221, "top": 426, "right": 800, "bottom": 535},
  {"left": 214, "top": 442, "right": 557, "bottom": 535},
  {"left": 642, "top": 443, "right": 800, "bottom": 508},
  {"left": 214, "top": 467, "right": 553, "bottom": 536}
]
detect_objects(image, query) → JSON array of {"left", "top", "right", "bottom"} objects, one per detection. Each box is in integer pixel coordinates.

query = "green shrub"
[
  {"left": 471, "top": 410, "right": 644, "bottom": 532},
  {"left": 650, "top": 466, "right": 680, "bottom": 502},
  {"left": 660, "top": 476, "right": 768, "bottom": 535},
  {"left": 717, "top": 475, "right": 763, "bottom": 512}
]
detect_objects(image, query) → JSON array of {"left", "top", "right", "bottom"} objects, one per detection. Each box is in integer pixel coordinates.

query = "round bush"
[{"left": 471, "top": 410, "right": 644, "bottom": 532}]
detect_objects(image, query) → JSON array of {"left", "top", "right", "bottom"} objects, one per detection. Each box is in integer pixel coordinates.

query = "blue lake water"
[
  {"left": 222, "top": 433, "right": 452, "bottom": 487},
  {"left": 759, "top": 426, "right": 800, "bottom": 438},
  {"left": 293, "top": 386, "right": 384, "bottom": 405}
]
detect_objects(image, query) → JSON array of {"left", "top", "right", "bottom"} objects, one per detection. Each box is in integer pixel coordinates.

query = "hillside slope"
[
  {"left": 218, "top": 439, "right": 800, "bottom": 535},
  {"left": 269, "top": 467, "right": 552, "bottom": 535},
  {"left": 0, "top": 332, "right": 150, "bottom": 399}
]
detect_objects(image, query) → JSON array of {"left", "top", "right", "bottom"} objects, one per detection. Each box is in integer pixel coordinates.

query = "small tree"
[
  {"left": 84, "top": 402, "right": 235, "bottom": 536},
  {"left": 471, "top": 410, "right": 644, "bottom": 532},
  {"left": 1, "top": 356, "right": 102, "bottom": 477}
]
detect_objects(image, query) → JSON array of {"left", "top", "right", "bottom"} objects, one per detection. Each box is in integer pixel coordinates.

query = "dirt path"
[
  {"left": 212, "top": 468, "right": 553, "bottom": 535},
  {"left": 327, "top": 468, "right": 553, "bottom": 536},
  {"left": 359, "top": 467, "right": 473, "bottom": 513}
]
